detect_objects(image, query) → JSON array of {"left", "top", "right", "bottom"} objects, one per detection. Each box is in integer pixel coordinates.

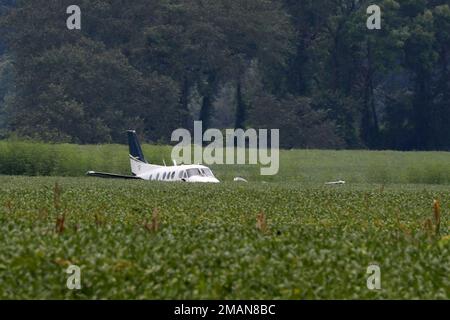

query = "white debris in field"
[
  {"left": 325, "top": 180, "right": 346, "bottom": 185},
  {"left": 234, "top": 177, "right": 248, "bottom": 183}
]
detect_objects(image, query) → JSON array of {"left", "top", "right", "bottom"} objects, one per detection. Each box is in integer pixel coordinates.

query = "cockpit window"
[
  {"left": 201, "top": 168, "right": 214, "bottom": 177},
  {"left": 186, "top": 168, "right": 215, "bottom": 178},
  {"left": 187, "top": 168, "right": 202, "bottom": 177}
]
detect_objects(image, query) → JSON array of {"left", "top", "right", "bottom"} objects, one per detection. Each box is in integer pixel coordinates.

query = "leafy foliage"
[
  {"left": 0, "top": 176, "right": 448, "bottom": 299},
  {"left": 0, "top": 0, "right": 449, "bottom": 150}
]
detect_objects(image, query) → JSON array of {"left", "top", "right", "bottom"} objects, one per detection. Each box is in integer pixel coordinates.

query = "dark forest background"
[{"left": 0, "top": 0, "right": 449, "bottom": 150}]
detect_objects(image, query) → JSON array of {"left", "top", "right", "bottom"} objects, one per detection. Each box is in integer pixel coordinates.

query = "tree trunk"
[
  {"left": 361, "top": 40, "right": 380, "bottom": 148},
  {"left": 199, "top": 94, "right": 212, "bottom": 131},
  {"left": 180, "top": 75, "right": 191, "bottom": 129},
  {"left": 234, "top": 79, "right": 246, "bottom": 129},
  {"left": 199, "top": 73, "right": 217, "bottom": 131}
]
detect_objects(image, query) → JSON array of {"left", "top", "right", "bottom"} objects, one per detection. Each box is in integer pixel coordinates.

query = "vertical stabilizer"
[
  {"left": 127, "top": 130, "right": 147, "bottom": 163},
  {"left": 127, "top": 130, "right": 161, "bottom": 176}
]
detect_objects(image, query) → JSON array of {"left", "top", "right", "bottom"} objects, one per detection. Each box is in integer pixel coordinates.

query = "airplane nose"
[
  {"left": 202, "top": 177, "right": 220, "bottom": 183},
  {"left": 188, "top": 176, "right": 220, "bottom": 183}
]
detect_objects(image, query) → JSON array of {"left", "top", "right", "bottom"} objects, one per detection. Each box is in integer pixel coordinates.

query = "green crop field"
[{"left": 0, "top": 142, "right": 449, "bottom": 299}]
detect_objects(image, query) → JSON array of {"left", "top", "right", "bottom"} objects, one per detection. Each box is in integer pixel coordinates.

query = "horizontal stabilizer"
[{"left": 86, "top": 171, "right": 142, "bottom": 180}]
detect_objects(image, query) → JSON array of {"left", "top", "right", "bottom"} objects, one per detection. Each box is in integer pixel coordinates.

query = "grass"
[
  {"left": 1, "top": 140, "right": 450, "bottom": 184},
  {"left": 0, "top": 141, "right": 449, "bottom": 299},
  {"left": 0, "top": 176, "right": 449, "bottom": 299}
]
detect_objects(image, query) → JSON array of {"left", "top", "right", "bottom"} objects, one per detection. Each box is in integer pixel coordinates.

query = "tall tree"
[{"left": 136, "top": 0, "right": 294, "bottom": 130}]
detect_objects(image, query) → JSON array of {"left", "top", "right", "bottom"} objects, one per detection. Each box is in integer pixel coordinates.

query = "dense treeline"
[{"left": 0, "top": 0, "right": 449, "bottom": 150}]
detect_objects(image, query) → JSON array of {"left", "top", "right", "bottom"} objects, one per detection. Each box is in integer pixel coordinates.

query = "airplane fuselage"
[{"left": 136, "top": 163, "right": 220, "bottom": 183}]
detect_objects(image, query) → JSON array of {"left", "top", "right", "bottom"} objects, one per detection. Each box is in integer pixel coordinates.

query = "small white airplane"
[{"left": 87, "top": 130, "right": 220, "bottom": 183}]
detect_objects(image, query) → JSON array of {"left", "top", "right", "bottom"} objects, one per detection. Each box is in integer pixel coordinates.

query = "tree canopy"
[{"left": 0, "top": 0, "right": 449, "bottom": 150}]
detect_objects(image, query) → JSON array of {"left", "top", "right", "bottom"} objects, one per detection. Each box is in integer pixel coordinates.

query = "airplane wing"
[{"left": 86, "top": 171, "right": 143, "bottom": 180}]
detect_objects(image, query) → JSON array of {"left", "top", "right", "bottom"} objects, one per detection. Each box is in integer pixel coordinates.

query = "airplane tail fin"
[
  {"left": 127, "top": 130, "right": 147, "bottom": 163},
  {"left": 127, "top": 130, "right": 160, "bottom": 176}
]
